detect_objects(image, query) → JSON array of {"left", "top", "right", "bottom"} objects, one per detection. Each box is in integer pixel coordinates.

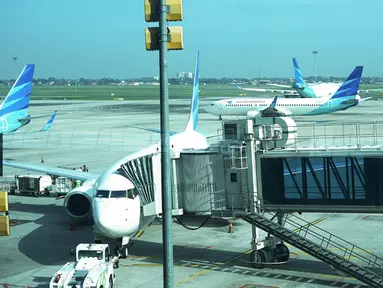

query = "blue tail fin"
[
  {"left": 330, "top": 66, "right": 363, "bottom": 100},
  {"left": 0, "top": 64, "right": 35, "bottom": 117},
  {"left": 40, "top": 110, "right": 57, "bottom": 132},
  {"left": 185, "top": 50, "right": 200, "bottom": 132},
  {"left": 292, "top": 58, "right": 305, "bottom": 88}
]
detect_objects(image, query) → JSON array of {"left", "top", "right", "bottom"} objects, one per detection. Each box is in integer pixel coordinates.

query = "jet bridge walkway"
[{"left": 240, "top": 200, "right": 383, "bottom": 288}]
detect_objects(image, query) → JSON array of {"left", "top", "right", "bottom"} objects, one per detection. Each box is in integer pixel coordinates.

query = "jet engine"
[{"left": 63, "top": 181, "right": 94, "bottom": 219}]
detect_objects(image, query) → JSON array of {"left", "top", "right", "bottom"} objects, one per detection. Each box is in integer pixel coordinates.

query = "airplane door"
[{"left": 224, "top": 169, "right": 244, "bottom": 209}]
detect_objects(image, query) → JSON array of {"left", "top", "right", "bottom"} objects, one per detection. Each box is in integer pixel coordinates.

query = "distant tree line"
[{"left": 0, "top": 76, "right": 382, "bottom": 86}]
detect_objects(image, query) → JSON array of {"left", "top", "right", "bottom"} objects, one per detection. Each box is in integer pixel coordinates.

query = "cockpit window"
[
  {"left": 110, "top": 190, "right": 127, "bottom": 198},
  {"left": 96, "top": 190, "right": 110, "bottom": 198}
]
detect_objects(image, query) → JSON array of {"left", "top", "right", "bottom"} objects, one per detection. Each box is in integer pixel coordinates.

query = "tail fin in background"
[
  {"left": 185, "top": 50, "right": 200, "bottom": 132},
  {"left": 0, "top": 64, "right": 35, "bottom": 117},
  {"left": 40, "top": 110, "right": 57, "bottom": 132},
  {"left": 292, "top": 58, "right": 305, "bottom": 89},
  {"left": 330, "top": 66, "right": 363, "bottom": 100}
]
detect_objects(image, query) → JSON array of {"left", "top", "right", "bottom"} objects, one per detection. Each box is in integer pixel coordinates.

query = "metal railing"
[
  {"left": 206, "top": 121, "right": 383, "bottom": 152},
  {"left": 247, "top": 194, "right": 383, "bottom": 271}
]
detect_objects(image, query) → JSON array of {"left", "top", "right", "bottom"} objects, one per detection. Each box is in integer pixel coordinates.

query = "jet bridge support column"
[
  {"left": 245, "top": 119, "right": 290, "bottom": 268},
  {"left": 245, "top": 119, "right": 261, "bottom": 250}
]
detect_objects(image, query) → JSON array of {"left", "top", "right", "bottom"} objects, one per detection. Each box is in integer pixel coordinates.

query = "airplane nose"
[
  {"left": 93, "top": 200, "right": 130, "bottom": 237},
  {"left": 204, "top": 104, "right": 214, "bottom": 113}
]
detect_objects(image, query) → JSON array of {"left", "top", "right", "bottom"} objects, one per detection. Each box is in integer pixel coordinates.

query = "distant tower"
[
  {"left": 12, "top": 57, "right": 18, "bottom": 80},
  {"left": 312, "top": 51, "right": 318, "bottom": 83}
]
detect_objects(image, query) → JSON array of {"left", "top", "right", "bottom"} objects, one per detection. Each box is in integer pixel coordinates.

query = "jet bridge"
[{"left": 117, "top": 117, "right": 383, "bottom": 287}]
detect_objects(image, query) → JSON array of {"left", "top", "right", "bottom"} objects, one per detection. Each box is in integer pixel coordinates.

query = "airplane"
[
  {"left": 3, "top": 50, "right": 208, "bottom": 257},
  {"left": 205, "top": 66, "right": 370, "bottom": 119},
  {"left": 0, "top": 64, "right": 57, "bottom": 134},
  {"left": 237, "top": 58, "right": 383, "bottom": 98}
]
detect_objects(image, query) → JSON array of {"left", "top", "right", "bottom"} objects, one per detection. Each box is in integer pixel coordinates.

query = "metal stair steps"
[{"left": 242, "top": 212, "right": 383, "bottom": 288}]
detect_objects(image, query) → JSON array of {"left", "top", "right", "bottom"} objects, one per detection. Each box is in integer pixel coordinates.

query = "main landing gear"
[{"left": 250, "top": 242, "right": 290, "bottom": 269}]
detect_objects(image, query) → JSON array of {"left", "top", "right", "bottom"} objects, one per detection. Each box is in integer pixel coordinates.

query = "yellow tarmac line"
[{"left": 175, "top": 250, "right": 253, "bottom": 286}]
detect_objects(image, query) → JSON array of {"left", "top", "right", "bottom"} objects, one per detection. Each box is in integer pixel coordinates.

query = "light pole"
[
  {"left": 12, "top": 57, "right": 18, "bottom": 80},
  {"left": 312, "top": 51, "right": 318, "bottom": 83},
  {"left": 145, "top": 1, "right": 184, "bottom": 287}
]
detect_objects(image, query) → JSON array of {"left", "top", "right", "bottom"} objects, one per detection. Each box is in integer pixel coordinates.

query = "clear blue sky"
[{"left": 1, "top": 0, "right": 382, "bottom": 79}]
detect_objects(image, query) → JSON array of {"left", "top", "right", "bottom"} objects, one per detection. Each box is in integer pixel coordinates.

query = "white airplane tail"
[{"left": 184, "top": 50, "right": 200, "bottom": 132}]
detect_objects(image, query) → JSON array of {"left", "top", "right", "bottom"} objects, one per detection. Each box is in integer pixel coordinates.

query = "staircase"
[{"left": 242, "top": 210, "right": 383, "bottom": 288}]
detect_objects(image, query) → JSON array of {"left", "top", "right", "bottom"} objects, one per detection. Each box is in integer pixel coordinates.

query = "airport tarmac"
[{"left": 1, "top": 98, "right": 383, "bottom": 288}]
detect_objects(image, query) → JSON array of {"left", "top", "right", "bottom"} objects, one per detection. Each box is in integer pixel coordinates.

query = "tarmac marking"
[
  {"left": 175, "top": 249, "right": 253, "bottom": 286},
  {"left": 133, "top": 230, "right": 144, "bottom": 238},
  {"left": 292, "top": 214, "right": 333, "bottom": 233}
]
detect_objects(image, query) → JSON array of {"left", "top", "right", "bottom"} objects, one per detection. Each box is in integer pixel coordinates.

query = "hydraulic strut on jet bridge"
[{"left": 241, "top": 202, "right": 383, "bottom": 288}]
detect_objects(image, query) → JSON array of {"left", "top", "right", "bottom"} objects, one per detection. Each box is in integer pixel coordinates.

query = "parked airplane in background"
[
  {"left": 3, "top": 51, "right": 207, "bottom": 257},
  {"left": 205, "top": 66, "right": 370, "bottom": 118},
  {"left": 1, "top": 64, "right": 57, "bottom": 134},
  {"left": 237, "top": 58, "right": 383, "bottom": 98}
]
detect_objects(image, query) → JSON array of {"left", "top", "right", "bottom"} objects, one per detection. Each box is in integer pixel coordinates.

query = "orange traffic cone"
[
  {"left": 41, "top": 157, "right": 44, "bottom": 163},
  {"left": 228, "top": 220, "right": 233, "bottom": 233}
]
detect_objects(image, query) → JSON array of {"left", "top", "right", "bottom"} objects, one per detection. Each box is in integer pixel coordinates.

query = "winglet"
[
  {"left": 185, "top": 50, "right": 200, "bottom": 132},
  {"left": 40, "top": 110, "right": 57, "bottom": 132},
  {"left": 269, "top": 96, "right": 278, "bottom": 109},
  {"left": 292, "top": 58, "right": 305, "bottom": 89},
  {"left": 330, "top": 66, "right": 363, "bottom": 100}
]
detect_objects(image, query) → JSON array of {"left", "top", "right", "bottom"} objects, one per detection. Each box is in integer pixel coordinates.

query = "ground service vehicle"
[{"left": 49, "top": 243, "right": 118, "bottom": 288}]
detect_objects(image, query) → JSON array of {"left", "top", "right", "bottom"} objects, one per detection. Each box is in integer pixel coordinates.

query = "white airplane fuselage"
[{"left": 205, "top": 95, "right": 361, "bottom": 117}]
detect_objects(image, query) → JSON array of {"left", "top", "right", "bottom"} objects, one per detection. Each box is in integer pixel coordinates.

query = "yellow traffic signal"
[
  {"left": 145, "top": 26, "right": 184, "bottom": 51},
  {"left": 145, "top": 0, "right": 183, "bottom": 22},
  {"left": 0, "top": 191, "right": 9, "bottom": 236}
]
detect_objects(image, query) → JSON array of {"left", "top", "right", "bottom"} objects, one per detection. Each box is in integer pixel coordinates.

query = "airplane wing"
[
  {"left": 126, "top": 124, "right": 178, "bottom": 136},
  {"left": 266, "top": 83, "right": 292, "bottom": 88},
  {"left": 359, "top": 97, "right": 373, "bottom": 102},
  {"left": 3, "top": 160, "right": 99, "bottom": 181},
  {"left": 236, "top": 85, "right": 297, "bottom": 95},
  {"left": 260, "top": 96, "right": 289, "bottom": 117},
  {"left": 11, "top": 110, "right": 57, "bottom": 134}
]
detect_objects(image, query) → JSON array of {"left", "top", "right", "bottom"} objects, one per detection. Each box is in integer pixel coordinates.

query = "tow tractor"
[{"left": 49, "top": 243, "right": 119, "bottom": 288}]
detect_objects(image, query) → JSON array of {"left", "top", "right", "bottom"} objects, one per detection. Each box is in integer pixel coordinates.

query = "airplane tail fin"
[
  {"left": 1, "top": 64, "right": 35, "bottom": 117},
  {"left": 330, "top": 66, "right": 363, "bottom": 100},
  {"left": 292, "top": 58, "right": 305, "bottom": 89},
  {"left": 40, "top": 110, "right": 57, "bottom": 132},
  {"left": 185, "top": 50, "right": 200, "bottom": 132}
]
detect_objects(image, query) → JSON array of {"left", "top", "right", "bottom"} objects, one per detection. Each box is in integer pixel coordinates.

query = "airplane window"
[
  {"left": 110, "top": 190, "right": 127, "bottom": 198},
  {"left": 96, "top": 190, "right": 110, "bottom": 198}
]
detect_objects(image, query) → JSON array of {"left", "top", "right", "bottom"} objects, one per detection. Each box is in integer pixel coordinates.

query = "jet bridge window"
[{"left": 96, "top": 190, "right": 110, "bottom": 198}]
